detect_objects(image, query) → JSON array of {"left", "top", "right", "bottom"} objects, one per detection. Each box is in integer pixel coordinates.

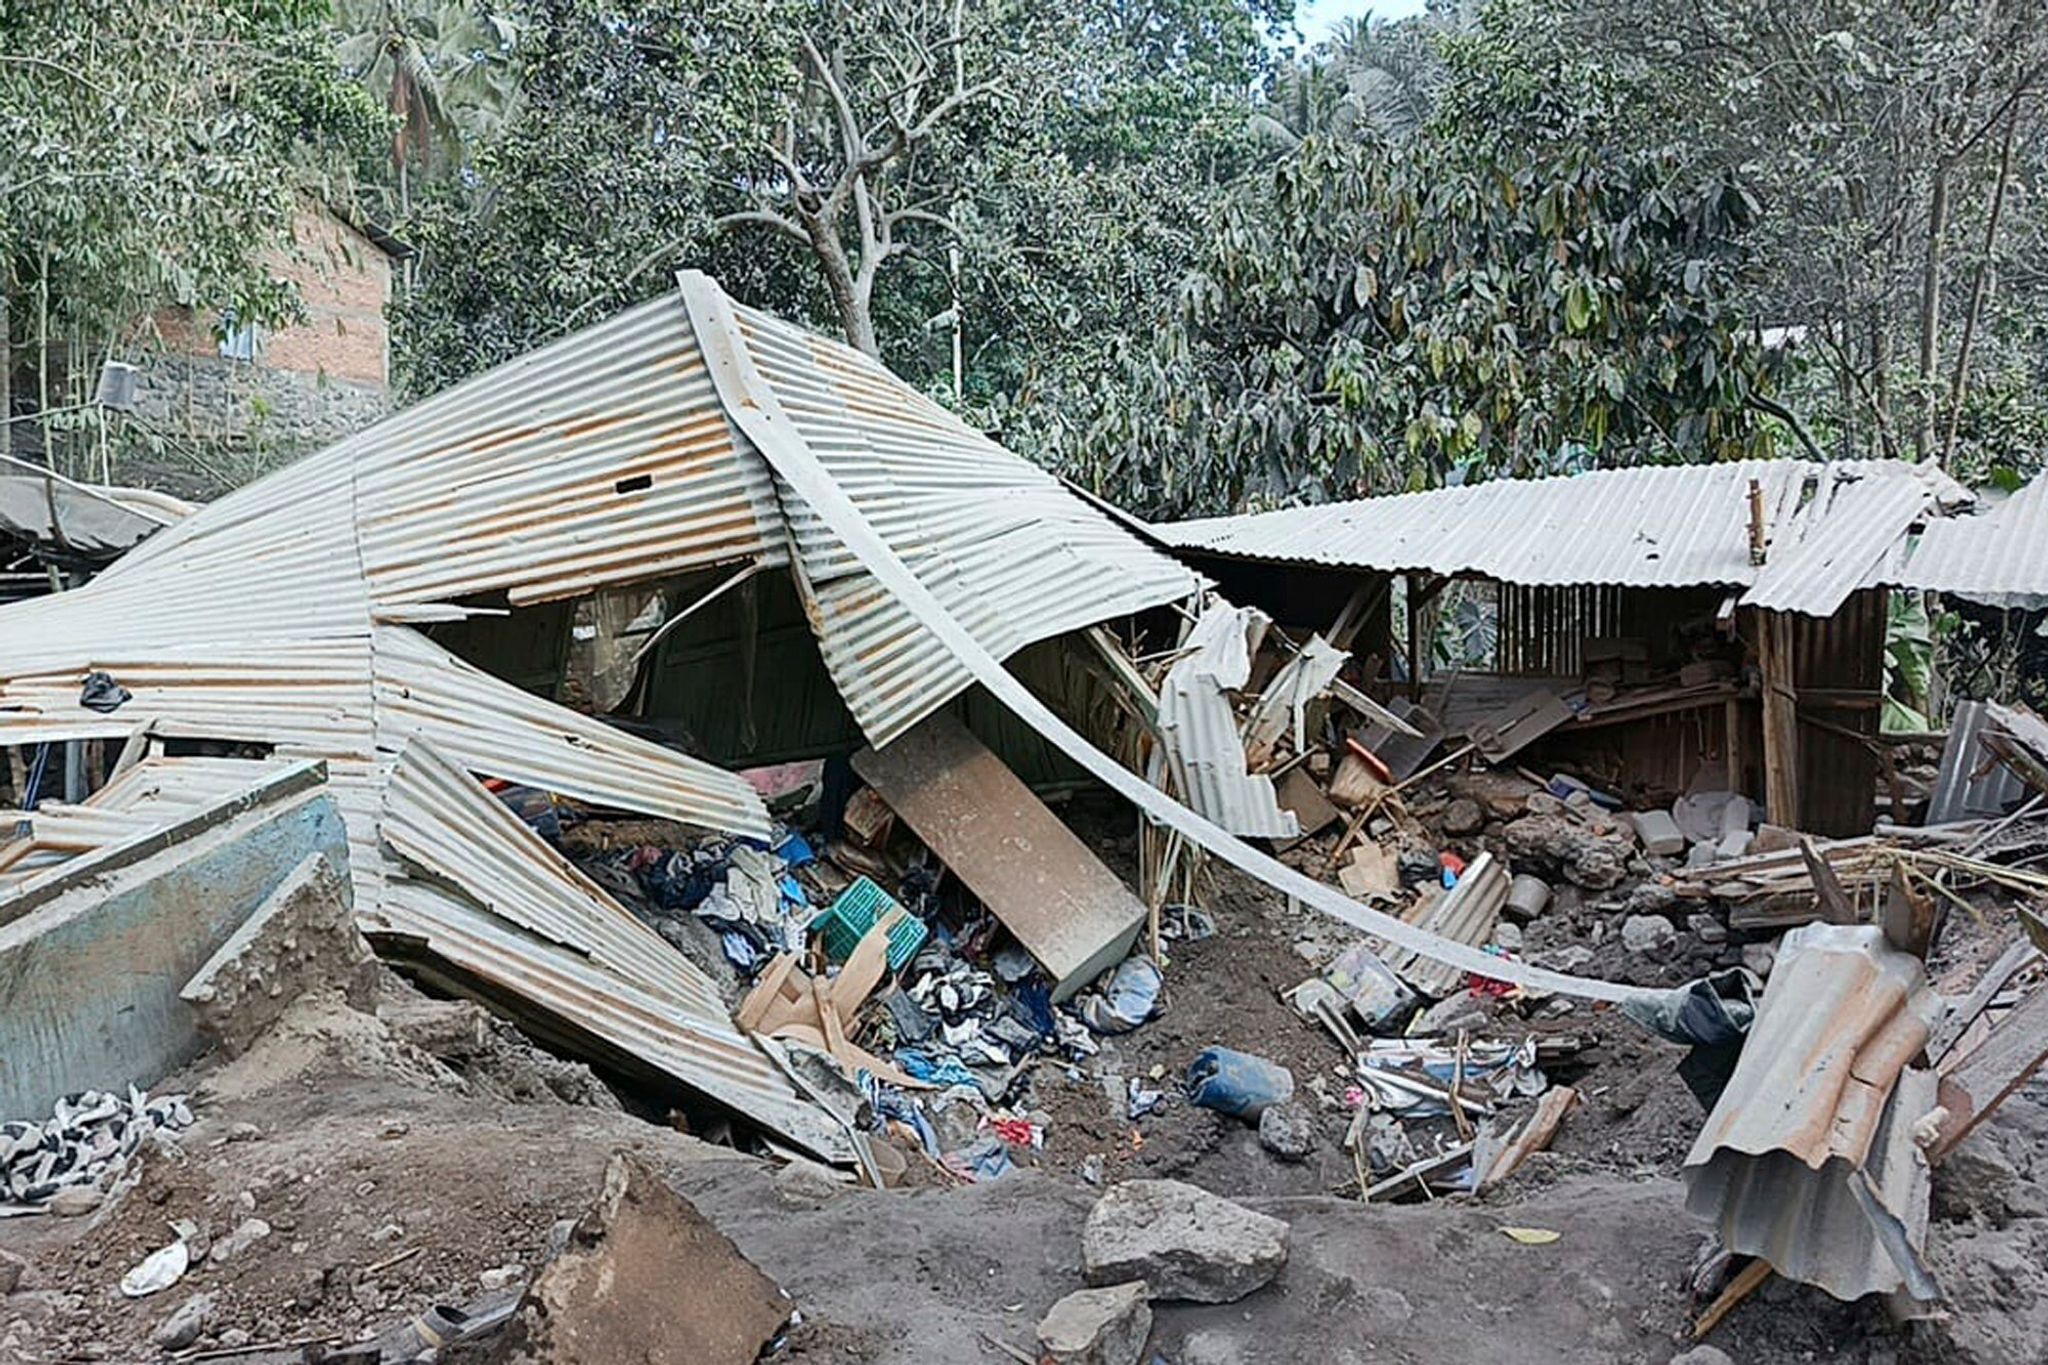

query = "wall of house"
[
  {"left": 154, "top": 206, "right": 392, "bottom": 387},
  {"left": 131, "top": 207, "right": 394, "bottom": 477}
]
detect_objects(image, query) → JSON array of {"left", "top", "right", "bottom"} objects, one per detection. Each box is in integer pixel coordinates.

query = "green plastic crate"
[{"left": 810, "top": 877, "right": 926, "bottom": 969}]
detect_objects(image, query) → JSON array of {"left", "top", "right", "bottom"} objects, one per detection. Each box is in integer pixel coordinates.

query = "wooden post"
[
  {"left": 1404, "top": 572, "right": 1422, "bottom": 701},
  {"left": 1758, "top": 611, "right": 1801, "bottom": 831},
  {"left": 1724, "top": 696, "right": 1744, "bottom": 796}
]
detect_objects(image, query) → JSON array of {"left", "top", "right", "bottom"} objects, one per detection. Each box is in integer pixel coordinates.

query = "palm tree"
[
  {"left": 1254, "top": 10, "right": 1453, "bottom": 151},
  {"left": 335, "top": 0, "right": 520, "bottom": 214}
]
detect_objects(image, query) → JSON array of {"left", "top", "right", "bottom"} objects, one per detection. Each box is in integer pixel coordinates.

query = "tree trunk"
[
  {"left": 1914, "top": 160, "right": 1949, "bottom": 460},
  {"left": 1941, "top": 103, "right": 2020, "bottom": 467},
  {"left": 810, "top": 220, "right": 879, "bottom": 358}
]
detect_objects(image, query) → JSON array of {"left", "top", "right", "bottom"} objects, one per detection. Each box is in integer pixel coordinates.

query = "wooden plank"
[
  {"left": 1758, "top": 611, "right": 1800, "bottom": 831},
  {"left": 1467, "top": 689, "right": 1572, "bottom": 763},
  {"left": 854, "top": 712, "right": 1145, "bottom": 1001},
  {"left": 1478, "top": 1086, "right": 1580, "bottom": 1190},
  {"left": 1800, "top": 836, "right": 1858, "bottom": 925},
  {"left": 1927, "top": 938, "right": 2042, "bottom": 1065},
  {"left": 1930, "top": 983, "right": 2048, "bottom": 1162}
]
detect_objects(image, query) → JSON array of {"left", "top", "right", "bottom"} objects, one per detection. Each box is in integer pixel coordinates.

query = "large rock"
[
  {"left": 153, "top": 1293, "right": 216, "bottom": 1351},
  {"left": 1036, "top": 1281, "right": 1151, "bottom": 1365},
  {"left": 1502, "top": 816, "right": 1631, "bottom": 890},
  {"left": 1082, "top": 1180, "right": 1289, "bottom": 1304},
  {"left": 501, "top": 1154, "right": 789, "bottom": 1365},
  {"left": 1620, "top": 914, "right": 1678, "bottom": 957}
]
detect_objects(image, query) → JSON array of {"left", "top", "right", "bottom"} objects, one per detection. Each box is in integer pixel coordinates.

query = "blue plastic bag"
[{"left": 1186, "top": 1046, "right": 1295, "bottom": 1119}]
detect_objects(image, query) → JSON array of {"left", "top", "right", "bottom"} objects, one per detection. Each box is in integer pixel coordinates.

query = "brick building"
[{"left": 132, "top": 201, "right": 405, "bottom": 474}]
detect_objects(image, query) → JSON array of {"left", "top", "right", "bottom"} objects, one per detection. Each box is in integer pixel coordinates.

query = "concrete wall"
[
  {"left": 122, "top": 354, "right": 390, "bottom": 461},
  {"left": 0, "top": 775, "right": 349, "bottom": 1117}
]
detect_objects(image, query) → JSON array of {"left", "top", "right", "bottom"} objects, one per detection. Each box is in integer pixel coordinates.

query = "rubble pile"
[{"left": 0, "top": 273, "right": 2045, "bottom": 1361}]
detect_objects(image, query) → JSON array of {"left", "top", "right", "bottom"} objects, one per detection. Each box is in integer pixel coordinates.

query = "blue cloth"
[
  {"left": 895, "top": 1049, "right": 980, "bottom": 1090},
  {"left": 1186, "top": 1046, "right": 1295, "bottom": 1118}
]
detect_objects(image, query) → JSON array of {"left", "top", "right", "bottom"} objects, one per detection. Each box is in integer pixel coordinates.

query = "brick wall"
[{"left": 155, "top": 205, "right": 393, "bottom": 389}]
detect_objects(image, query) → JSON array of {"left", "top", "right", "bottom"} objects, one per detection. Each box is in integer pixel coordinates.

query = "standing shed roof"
[{"left": 1156, "top": 459, "right": 1971, "bottom": 616}]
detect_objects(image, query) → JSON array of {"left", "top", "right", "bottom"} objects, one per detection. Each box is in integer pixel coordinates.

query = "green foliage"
[
  {"left": 1046, "top": 2, "right": 1783, "bottom": 515},
  {"left": 1883, "top": 590, "right": 1935, "bottom": 733},
  {"left": 390, "top": 0, "right": 809, "bottom": 392},
  {"left": 0, "top": 0, "right": 385, "bottom": 344},
  {"left": 392, "top": 0, "right": 1287, "bottom": 401},
  {"left": 334, "top": 0, "right": 522, "bottom": 212}
]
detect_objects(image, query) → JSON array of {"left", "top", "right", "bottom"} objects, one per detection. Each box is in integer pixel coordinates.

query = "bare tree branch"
[{"left": 715, "top": 208, "right": 810, "bottom": 246}]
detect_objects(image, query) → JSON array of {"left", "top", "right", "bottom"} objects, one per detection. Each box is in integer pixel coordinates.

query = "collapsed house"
[
  {"left": 1153, "top": 460, "right": 2007, "bottom": 836},
  {"left": 0, "top": 274, "right": 1619, "bottom": 1167},
  {"left": 7, "top": 277, "right": 2048, "bottom": 1343}
]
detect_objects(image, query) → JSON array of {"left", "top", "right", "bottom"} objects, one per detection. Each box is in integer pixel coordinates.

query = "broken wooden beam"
[{"left": 1928, "top": 983, "right": 2048, "bottom": 1163}]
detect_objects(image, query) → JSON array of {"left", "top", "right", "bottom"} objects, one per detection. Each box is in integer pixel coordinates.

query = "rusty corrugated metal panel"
[
  {"left": 372, "top": 740, "right": 843, "bottom": 1158},
  {"left": 1901, "top": 474, "right": 2048, "bottom": 607},
  {"left": 1684, "top": 923, "right": 1943, "bottom": 1300},
  {"left": 354, "top": 295, "right": 788, "bottom": 608},
  {"left": 719, "top": 294, "right": 1200, "bottom": 746},
  {"left": 1157, "top": 461, "right": 1965, "bottom": 614},
  {"left": 1782, "top": 589, "right": 1887, "bottom": 838},
  {"left": 371, "top": 626, "right": 768, "bottom": 837}
]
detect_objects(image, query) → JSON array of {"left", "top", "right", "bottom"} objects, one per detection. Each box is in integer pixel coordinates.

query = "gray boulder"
[
  {"left": 1082, "top": 1180, "right": 1289, "bottom": 1304},
  {"left": 1036, "top": 1281, "right": 1151, "bottom": 1365},
  {"left": 153, "top": 1293, "right": 216, "bottom": 1351}
]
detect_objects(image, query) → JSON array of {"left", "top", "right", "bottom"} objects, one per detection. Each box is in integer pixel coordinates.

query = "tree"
[
  {"left": 1052, "top": 0, "right": 1782, "bottom": 516},
  {"left": 0, "top": 0, "right": 383, "bottom": 474},
  {"left": 1536, "top": 0, "right": 2048, "bottom": 476},
  {"left": 719, "top": 2, "right": 1000, "bottom": 358},
  {"left": 389, "top": 0, "right": 805, "bottom": 394},
  {"left": 335, "top": 0, "right": 522, "bottom": 216},
  {"left": 391, "top": 0, "right": 1291, "bottom": 403}
]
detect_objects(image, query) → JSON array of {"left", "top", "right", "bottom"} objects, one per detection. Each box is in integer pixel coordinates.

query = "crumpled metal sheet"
[
  {"left": 678, "top": 269, "right": 1645, "bottom": 1006},
  {"left": 375, "top": 740, "right": 846, "bottom": 1160},
  {"left": 727, "top": 299, "right": 1200, "bottom": 748},
  {"left": 1900, "top": 473, "right": 2048, "bottom": 608},
  {"left": 0, "top": 272, "right": 1215, "bottom": 1153},
  {"left": 1684, "top": 923, "right": 1943, "bottom": 1301},
  {"left": 1155, "top": 602, "right": 1296, "bottom": 839}
]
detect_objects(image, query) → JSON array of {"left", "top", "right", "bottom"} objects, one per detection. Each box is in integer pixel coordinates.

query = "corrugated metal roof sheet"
[
  {"left": 711, "top": 286, "right": 1200, "bottom": 746},
  {"left": 375, "top": 740, "right": 843, "bottom": 1158},
  {"left": 1900, "top": 474, "right": 2048, "bottom": 607},
  {"left": 1157, "top": 460, "right": 1969, "bottom": 616},
  {"left": 1684, "top": 923, "right": 1943, "bottom": 1300}
]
